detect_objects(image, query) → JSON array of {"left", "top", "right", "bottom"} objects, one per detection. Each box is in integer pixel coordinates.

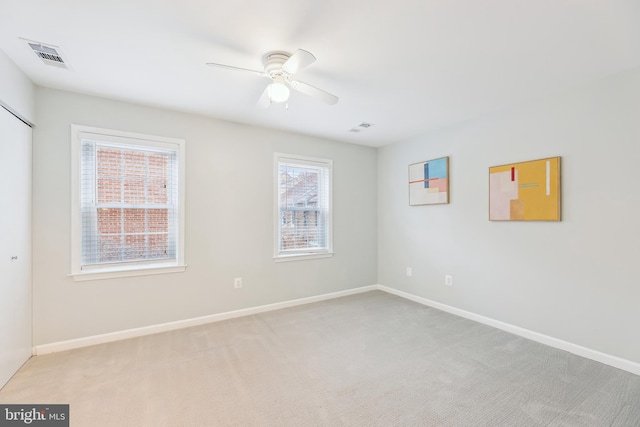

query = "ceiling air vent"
[
  {"left": 28, "top": 42, "right": 68, "bottom": 69},
  {"left": 349, "top": 122, "right": 374, "bottom": 133}
]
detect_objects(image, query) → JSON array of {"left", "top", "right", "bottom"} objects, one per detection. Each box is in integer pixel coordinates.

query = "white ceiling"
[{"left": 1, "top": 0, "right": 639, "bottom": 147}]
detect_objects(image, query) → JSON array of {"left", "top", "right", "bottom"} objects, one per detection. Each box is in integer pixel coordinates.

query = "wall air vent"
[{"left": 28, "top": 42, "right": 68, "bottom": 69}]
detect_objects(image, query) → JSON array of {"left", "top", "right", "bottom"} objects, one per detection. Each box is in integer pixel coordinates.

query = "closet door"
[{"left": 0, "top": 106, "right": 32, "bottom": 388}]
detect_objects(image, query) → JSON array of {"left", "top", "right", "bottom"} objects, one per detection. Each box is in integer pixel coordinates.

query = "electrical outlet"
[
  {"left": 234, "top": 277, "right": 242, "bottom": 288},
  {"left": 406, "top": 267, "right": 413, "bottom": 277},
  {"left": 445, "top": 275, "right": 453, "bottom": 286}
]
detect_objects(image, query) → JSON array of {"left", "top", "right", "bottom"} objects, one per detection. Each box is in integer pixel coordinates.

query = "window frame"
[
  {"left": 70, "top": 125, "right": 186, "bottom": 281},
  {"left": 273, "top": 153, "right": 333, "bottom": 262}
]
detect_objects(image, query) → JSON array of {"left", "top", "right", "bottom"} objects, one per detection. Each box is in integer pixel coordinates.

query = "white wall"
[
  {"left": 0, "top": 49, "right": 34, "bottom": 123},
  {"left": 0, "top": 51, "right": 33, "bottom": 387},
  {"left": 33, "top": 87, "right": 378, "bottom": 346},
  {"left": 378, "top": 67, "right": 640, "bottom": 364},
  {"left": 0, "top": 106, "right": 32, "bottom": 388}
]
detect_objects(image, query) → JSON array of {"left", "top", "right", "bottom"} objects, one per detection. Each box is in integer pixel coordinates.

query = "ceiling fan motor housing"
[{"left": 262, "top": 51, "right": 291, "bottom": 79}]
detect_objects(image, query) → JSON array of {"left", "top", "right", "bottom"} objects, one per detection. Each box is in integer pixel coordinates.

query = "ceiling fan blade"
[
  {"left": 282, "top": 49, "right": 316, "bottom": 74},
  {"left": 256, "top": 86, "right": 271, "bottom": 108},
  {"left": 290, "top": 80, "right": 338, "bottom": 105},
  {"left": 206, "top": 62, "right": 266, "bottom": 77}
]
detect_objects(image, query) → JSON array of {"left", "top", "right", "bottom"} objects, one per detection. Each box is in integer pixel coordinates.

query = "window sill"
[
  {"left": 273, "top": 252, "right": 334, "bottom": 263},
  {"left": 71, "top": 264, "right": 187, "bottom": 281}
]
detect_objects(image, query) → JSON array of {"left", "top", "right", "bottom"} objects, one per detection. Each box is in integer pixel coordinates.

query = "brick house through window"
[
  {"left": 275, "top": 154, "right": 332, "bottom": 259},
  {"left": 71, "top": 125, "right": 185, "bottom": 280},
  {"left": 279, "top": 168, "right": 322, "bottom": 250},
  {"left": 91, "top": 146, "right": 174, "bottom": 264}
]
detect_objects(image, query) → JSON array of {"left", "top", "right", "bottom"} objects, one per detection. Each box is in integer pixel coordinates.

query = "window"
[
  {"left": 274, "top": 153, "right": 333, "bottom": 261},
  {"left": 71, "top": 125, "right": 185, "bottom": 280}
]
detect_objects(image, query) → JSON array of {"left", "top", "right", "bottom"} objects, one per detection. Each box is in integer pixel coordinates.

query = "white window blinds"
[
  {"left": 80, "top": 138, "right": 179, "bottom": 270},
  {"left": 276, "top": 155, "right": 332, "bottom": 257}
]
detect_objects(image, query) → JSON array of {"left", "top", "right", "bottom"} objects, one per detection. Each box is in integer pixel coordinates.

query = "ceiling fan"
[{"left": 206, "top": 49, "right": 338, "bottom": 108}]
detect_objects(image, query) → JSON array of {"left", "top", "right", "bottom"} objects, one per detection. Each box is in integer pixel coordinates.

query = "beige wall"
[
  {"left": 378, "top": 67, "right": 640, "bottom": 364},
  {"left": 32, "top": 87, "right": 378, "bottom": 345}
]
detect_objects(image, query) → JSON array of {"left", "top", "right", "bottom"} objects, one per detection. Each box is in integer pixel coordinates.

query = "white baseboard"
[
  {"left": 33, "top": 285, "right": 378, "bottom": 356},
  {"left": 376, "top": 284, "right": 640, "bottom": 376},
  {"left": 32, "top": 284, "right": 640, "bottom": 377}
]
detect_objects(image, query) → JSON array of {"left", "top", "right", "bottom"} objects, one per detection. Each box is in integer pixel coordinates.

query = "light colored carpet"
[{"left": 1, "top": 291, "right": 639, "bottom": 426}]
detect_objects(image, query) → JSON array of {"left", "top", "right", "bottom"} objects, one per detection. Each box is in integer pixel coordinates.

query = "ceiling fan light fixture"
[
  {"left": 206, "top": 49, "right": 338, "bottom": 107},
  {"left": 267, "top": 82, "right": 290, "bottom": 103}
]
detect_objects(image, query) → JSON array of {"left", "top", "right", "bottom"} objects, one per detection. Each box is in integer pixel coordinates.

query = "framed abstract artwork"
[
  {"left": 409, "top": 156, "right": 449, "bottom": 206},
  {"left": 489, "top": 156, "right": 561, "bottom": 221}
]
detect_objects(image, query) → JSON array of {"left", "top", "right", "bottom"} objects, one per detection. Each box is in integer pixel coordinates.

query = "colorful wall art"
[
  {"left": 489, "top": 157, "right": 561, "bottom": 221},
  {"left": 409, "top": 157, "right": 449, "bottom": 205}
]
